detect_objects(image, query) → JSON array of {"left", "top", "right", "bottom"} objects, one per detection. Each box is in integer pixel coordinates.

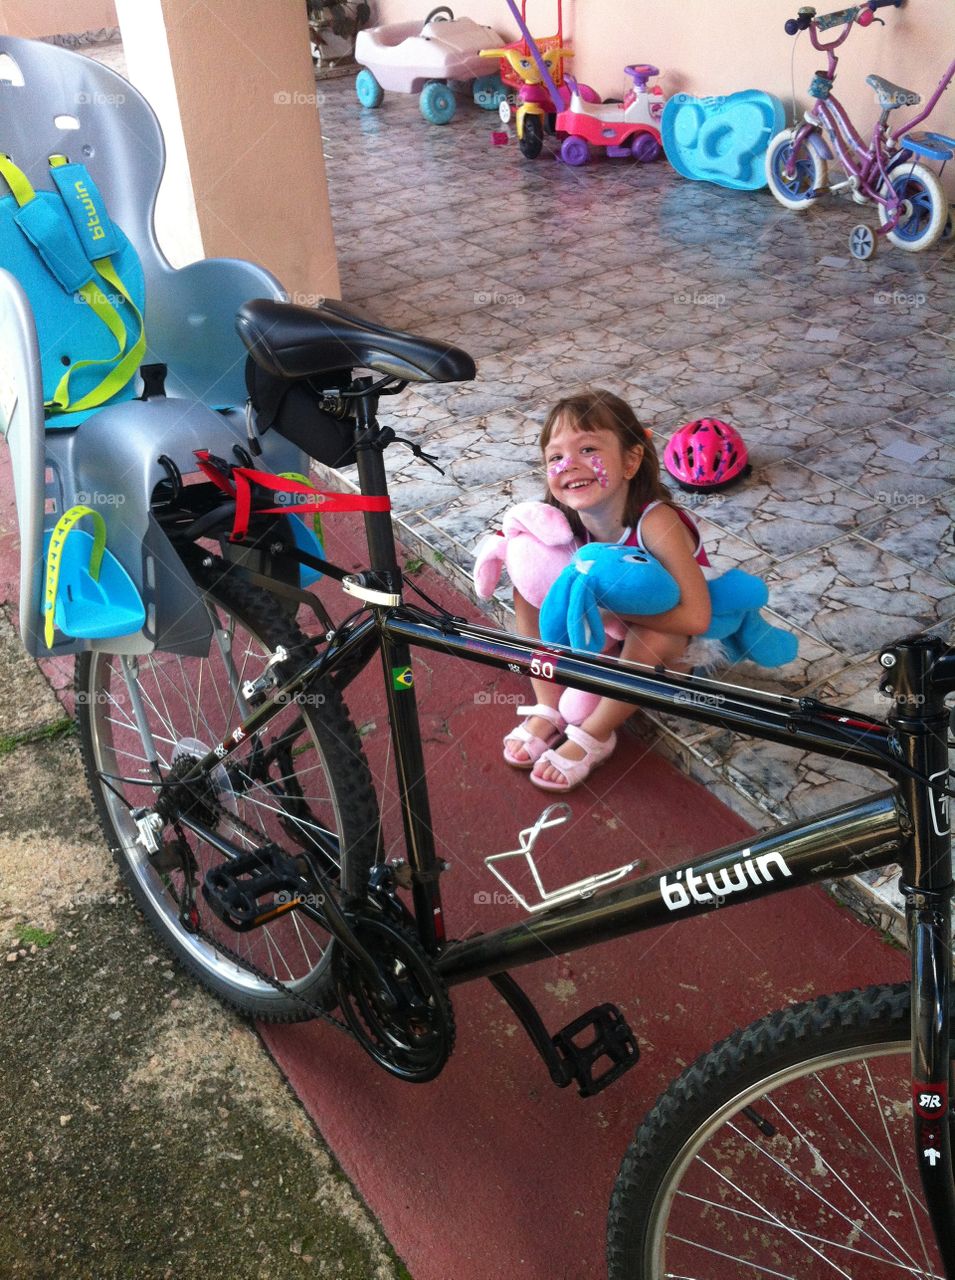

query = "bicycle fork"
[{"left": 884, "top": 634, "right": 955, "bottom": 1273}]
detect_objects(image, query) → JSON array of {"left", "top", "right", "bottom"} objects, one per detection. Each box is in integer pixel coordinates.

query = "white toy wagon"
[{"left": 355, "top": 6, "right": 505, "bottom": 124}]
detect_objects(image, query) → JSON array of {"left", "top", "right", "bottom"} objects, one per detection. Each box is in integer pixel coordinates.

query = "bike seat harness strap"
[
  {"left": 866, "top": 73, "right": 920, "bottom": 109},
  {"left": 193, "top": 450, "right": 390, "bottom": 544},
  {"left": 0, "top": 153, "right": 146, "bottom": 415},
  {"left": 236, "top": 297, "right": 476, "bottom": 385}
]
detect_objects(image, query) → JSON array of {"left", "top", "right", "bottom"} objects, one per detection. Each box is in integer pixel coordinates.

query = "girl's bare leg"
[
  {"left": 533, "top": 625, "right": 689, "bottom": 783},
  {"left": 508, "top": 589, "right": 566, "bottom": 764}
]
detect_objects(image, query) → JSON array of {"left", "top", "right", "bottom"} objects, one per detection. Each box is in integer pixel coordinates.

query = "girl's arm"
[{"left": 617, "top": 504, "right": 712, "bottom": 636}]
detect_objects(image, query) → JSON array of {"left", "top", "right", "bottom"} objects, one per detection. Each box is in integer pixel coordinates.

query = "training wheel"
[{"left": 849, "top": 224, "right": 876, "bottom": 260}]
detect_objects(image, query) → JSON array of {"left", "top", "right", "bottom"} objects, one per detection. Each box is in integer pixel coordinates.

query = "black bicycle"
[{"left": 74, "top": 298, "right": 955, "bottom": 1279}]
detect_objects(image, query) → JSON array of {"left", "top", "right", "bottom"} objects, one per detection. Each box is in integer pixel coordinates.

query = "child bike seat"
[
  {"left": 236, "top": 298, "right": 476, "bottom": 384},
  {"left": 866, "top": 74, "right": 920, "bottom": 110}
]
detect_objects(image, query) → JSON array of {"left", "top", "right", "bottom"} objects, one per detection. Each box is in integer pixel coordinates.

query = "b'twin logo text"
[{"left": 660, "top": 849, "right": 793, "bottom": 911}]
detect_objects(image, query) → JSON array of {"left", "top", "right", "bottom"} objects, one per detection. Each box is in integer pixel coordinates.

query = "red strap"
[
  {"left": 192, "top": 452, "right": 390, "bottom": 543},
  {"left": 194, "top": 450, "right": 237, "bottom": 495}
]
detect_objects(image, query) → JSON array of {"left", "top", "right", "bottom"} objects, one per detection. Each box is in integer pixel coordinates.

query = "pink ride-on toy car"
[
  {"left": 556, "top": 64, "right": 664, "bottom": 165},
  {"left": 354, "top": 6, "right": 505, "bottom": 125}
]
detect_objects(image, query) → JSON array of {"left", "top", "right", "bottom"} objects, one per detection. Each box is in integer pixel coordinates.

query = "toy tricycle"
[
  {"left": 482, "top": 42, "right": 596, "bottom": 158},
  {"left": 495, "top": 0, "right": 664, "bottom": 165},
  {"left": 354, "top": 6, "right": 505, "bottom": 125},
  {"left": 556, "top": 65, "right": 664, "bottom": 165}
]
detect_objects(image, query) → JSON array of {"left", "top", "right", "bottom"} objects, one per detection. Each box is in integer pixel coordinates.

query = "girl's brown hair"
[{"left": 539, "top": 389, "right": 670, "bottom": 537}]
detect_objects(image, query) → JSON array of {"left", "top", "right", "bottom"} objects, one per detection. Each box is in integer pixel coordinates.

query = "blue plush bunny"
[{"left": 540, "top": 542, "right": 797, "bottom": 667}]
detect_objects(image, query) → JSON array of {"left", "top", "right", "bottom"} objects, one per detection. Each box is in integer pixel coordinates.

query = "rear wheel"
[
  {"left": 420, "top": 80, "right": 456, "bottom": 125},
  {"left": 608, "top": 984, "right": 951, "bottom": 1279},
  {"left": 561, "top": 134, "right": 590, "bottom": 166},
  {"left": 878, "top": 161, "right": 947, "bottom": 251},
  {"left": 765, "top": 128, "right": 827, "bottom": 210},
  {"left": 76, "top": 561, "right": 381, "bottom": 1020}
]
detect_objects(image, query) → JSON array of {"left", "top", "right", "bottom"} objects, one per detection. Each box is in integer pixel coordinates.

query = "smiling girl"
[{"left": 503, "top": 389, "right": 712, "bottom": 793}]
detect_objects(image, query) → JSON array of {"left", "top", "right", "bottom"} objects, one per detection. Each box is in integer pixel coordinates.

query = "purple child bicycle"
[{"left": 765, "top": 0, "right": 954, "bottom": 258}]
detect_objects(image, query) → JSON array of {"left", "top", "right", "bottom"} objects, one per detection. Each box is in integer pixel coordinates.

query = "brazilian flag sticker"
[{"left": 392, "top": 666, "right": 414, "bottom": 690}]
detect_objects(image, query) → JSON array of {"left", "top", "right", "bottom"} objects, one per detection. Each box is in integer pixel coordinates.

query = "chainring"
[{"left": 331, "top": 912, "right": 455, "bottom": 1083}]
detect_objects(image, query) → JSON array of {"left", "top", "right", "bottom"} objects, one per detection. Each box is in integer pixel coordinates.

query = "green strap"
[
  {"left": 46, "top": 255, "right": 147, "bottom": 415},
  {"left": 45, "top": 155, "right": 146, "bottom": 416},
  {"left": 279, "top": 472, "right": 323, "bottom": 538},
  {"left": 0, "top": 153, "right": 145, "bottom": 417},
  {"left": 0, "top": 153, "right": 35, "bottom": 206},
  {"left": 44, "top": 505, "right": 106, "bottom": 647}
]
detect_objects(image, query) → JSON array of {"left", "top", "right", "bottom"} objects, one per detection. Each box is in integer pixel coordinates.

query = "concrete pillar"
[{"left": 117, "top": 0, "right": 340, "bottom": 298}]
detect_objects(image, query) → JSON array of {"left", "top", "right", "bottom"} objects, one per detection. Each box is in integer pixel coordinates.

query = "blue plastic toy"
[
  {"left": 661, "top": 90, "right": 785, "bottom": 190},
  {"left": 539, "top": 542, "right": 797, "bottom": 668},
  {"left": 43, "top": 506, "right": 146, "bottom": 647}
]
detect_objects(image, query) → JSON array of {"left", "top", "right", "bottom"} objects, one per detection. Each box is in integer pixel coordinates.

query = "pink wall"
[
  {"left": 373, "top": 0, "right": 955, "bottom": 194},
  {"left": 0, "top": 0, "right": 117, "bottom": 36}
]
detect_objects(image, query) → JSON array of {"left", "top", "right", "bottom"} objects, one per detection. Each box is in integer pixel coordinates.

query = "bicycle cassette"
[{"left": 332, "top": 913, "right": 455, "bottom": 1083}]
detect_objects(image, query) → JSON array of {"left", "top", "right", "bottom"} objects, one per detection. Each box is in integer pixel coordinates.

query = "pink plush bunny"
[
  {"left": 473, "top": 501, "right": 578, "bottom": 605},
  {"left": 472, "top": 501, "right": 623, "bottom": 724}
]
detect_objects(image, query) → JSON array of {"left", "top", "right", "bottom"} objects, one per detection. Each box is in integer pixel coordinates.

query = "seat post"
[{"left": 353, "top": 382, "right": 401, "bottom": 586}]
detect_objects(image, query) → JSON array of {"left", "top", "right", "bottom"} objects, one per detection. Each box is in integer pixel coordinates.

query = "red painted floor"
[{"left": 260, "top": 516, "right": 906, "bottom": 1280}]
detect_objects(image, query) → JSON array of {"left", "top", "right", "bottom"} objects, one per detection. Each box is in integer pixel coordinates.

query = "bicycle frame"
[
  {"left": 160, "top": 402, "right": 955, "bottom": 1267},
  {"left": 791, "top": 13, "right": 955, "bottom": 221}
]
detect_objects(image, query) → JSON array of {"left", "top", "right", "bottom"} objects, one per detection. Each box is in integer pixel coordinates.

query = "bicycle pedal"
[
  {"left": 202, "top": 847, "right": 312, "bottom": 932},
  {"left": 551, "top": 1003, "right": 639, "bottom": 1098}
]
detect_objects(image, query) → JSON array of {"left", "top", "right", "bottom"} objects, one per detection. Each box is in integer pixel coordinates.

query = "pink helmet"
[{"left": 663, "top": 419, "right": 750, "bottom": 491}]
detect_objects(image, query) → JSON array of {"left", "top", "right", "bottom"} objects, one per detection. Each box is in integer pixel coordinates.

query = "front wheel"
[
  {"left": 355, "top": 68, "right": 383, "bottom": 109},
  {"left": 608, "top": 984, "right": 951, "bottom": 1279},
  {"left": 519, "top": 113, "right": 543, "bottom": 160},
  {"left": 420, "top": 80, "right": 456, "bottom": 125},
  {"left": 878, "top": 161, "right": 948, "bottom": 252},
  {"left": 76, "top": 561, "right": 381, "bottom": 1020},
  {"left": 765, "top": 128, "right": 827, "bottom": 211}
]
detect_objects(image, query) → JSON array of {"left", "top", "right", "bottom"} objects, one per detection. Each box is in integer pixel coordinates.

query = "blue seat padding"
[{"left": 0, "top": 185, "right": 145, "bottom": 419}]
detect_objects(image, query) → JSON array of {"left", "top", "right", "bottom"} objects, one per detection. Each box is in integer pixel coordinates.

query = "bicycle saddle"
[
  {"left": 236, "top": 298, "right": 476, "bottom": 384},
  {"left": 866, "top": 74, "right": 920, "bottom": 110}
]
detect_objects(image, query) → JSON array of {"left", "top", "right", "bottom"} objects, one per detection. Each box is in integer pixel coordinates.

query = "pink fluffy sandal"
[
  {"left": 503, "top": 704, "right": 566, "bottom": 770},
  {"left": 530, "top": 724, "right": 617, "bottom": 793}
]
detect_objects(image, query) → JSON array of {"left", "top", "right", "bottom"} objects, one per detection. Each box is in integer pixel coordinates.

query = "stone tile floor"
[{"left": 317, "top": 76, "right": 954, "bottom": 929}]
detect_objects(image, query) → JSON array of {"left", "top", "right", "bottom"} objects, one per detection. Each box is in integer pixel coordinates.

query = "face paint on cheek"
[
  {"left": 589, "top": 454, "right": 610, "bottom": 488},
  {"left": 547, "top": 457, "right": 572, "bottom": 479}
]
